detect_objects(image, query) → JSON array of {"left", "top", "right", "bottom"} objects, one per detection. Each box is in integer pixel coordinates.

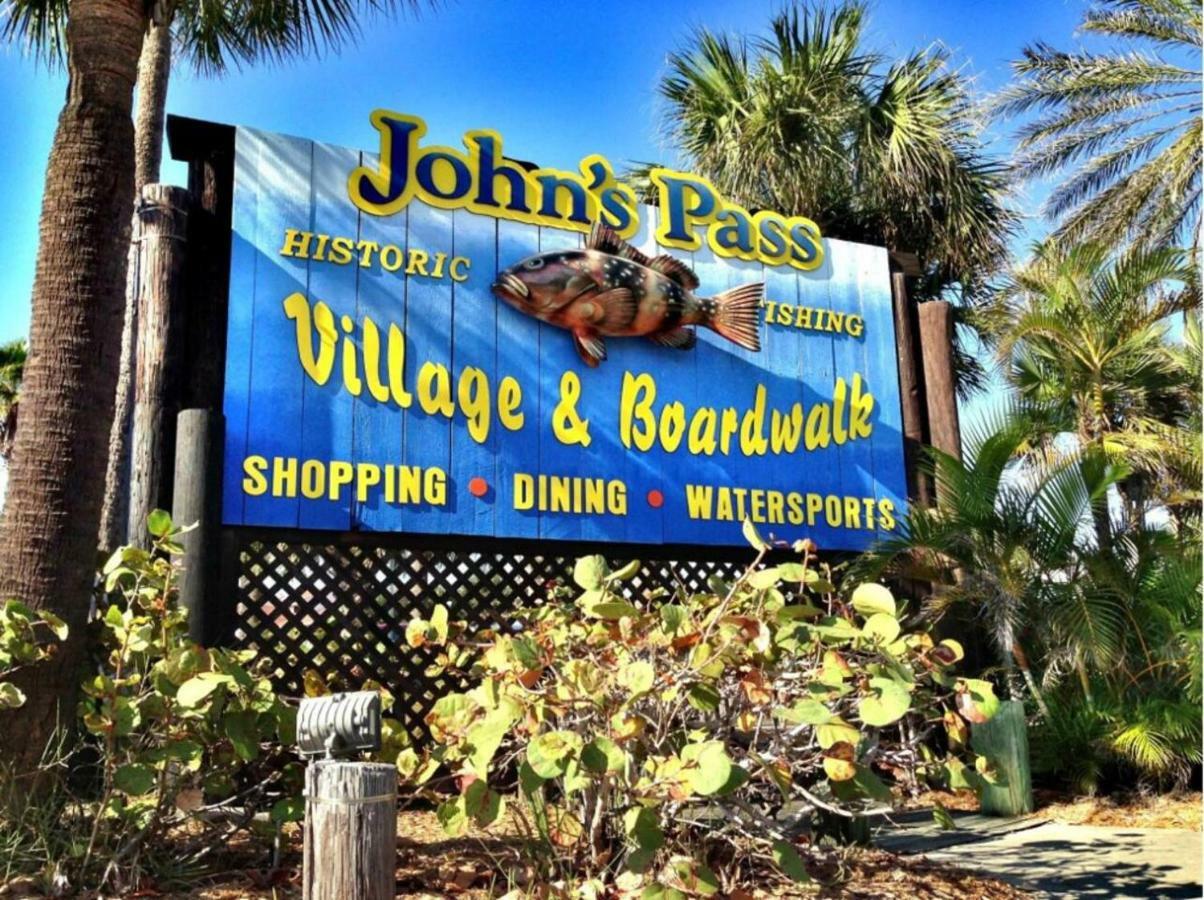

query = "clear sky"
[{"left": 0, "top": 0, "right": 1090, "bottom": 418}]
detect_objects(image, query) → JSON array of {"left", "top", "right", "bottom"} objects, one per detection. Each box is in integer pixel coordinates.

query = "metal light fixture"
[{"left": 297, "top": 691, "right": 383, "bottom": 759}]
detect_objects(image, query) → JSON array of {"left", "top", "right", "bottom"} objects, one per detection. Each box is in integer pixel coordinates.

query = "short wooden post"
[
  {"left": 171, "top": 409, "right": 223, "bottom": 645},
  {"left": 972, "top": 700, "right": 1034, "bottom": 817},
  {"left": 917, "top": 300, "right": 962, "bottom": 467},
  {"left": 303, "top": 761, "right": 396, "bottom": 900},
  {"left": 890, "top": 270, "right": 931, "bottom": 506},
  {"left": 128, "top": 184, "right": 191, "bottom": 545}
]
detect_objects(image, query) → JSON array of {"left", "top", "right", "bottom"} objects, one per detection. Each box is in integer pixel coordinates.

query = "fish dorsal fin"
[
  {"left": 647, "top": 254, "right": 700, "bottom": 290},
  {"left": 587, "top": 221, "right": 651, "bottom": 266}
]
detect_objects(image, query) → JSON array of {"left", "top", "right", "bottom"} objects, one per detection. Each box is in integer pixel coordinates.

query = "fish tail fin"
[{"left": 705, "top": 283, "right": 763, "bottom": 352}]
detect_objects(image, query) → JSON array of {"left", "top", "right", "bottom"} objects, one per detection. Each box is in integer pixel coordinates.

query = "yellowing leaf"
[{"left": 851, "top": 583, "right": 896, "bottom": 618}]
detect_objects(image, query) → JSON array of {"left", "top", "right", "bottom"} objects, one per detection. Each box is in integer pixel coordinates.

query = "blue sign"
[{"left": 221, "top": 114, "right": 908, "bottom": 550}]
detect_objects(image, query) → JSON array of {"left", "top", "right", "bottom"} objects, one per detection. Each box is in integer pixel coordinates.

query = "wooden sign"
[{"left": 221, "top": 114, "right": 908, "bottom": 550}]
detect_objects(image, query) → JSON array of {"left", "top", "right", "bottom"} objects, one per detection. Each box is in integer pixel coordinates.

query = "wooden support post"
[
  {"left": 303, "top": 761, "right": 397, "bottom": 900},
  {"left": 128, "top": 184, "right": 191, "bottom": 545},
  {"left": 171, "top": 409, "right": 223, "bottom": 645},
  {"left": 972, "top": 700, "right": 1034, "bottom": 817},
  {"left": 917, "top": 300, "right": 962, "bottom": 466},
  {"left": 890, "top": 270, "right": 931, "bottom": 506}
]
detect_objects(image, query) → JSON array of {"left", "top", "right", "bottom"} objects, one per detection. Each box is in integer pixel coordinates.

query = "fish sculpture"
[{"left": 491, "top": 222, "right": 763, "bottom": 367}]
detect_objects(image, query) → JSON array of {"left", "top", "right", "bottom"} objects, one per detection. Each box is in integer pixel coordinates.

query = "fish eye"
[{"left": 523, "top": 258, "right": 545, "bottom": 270}]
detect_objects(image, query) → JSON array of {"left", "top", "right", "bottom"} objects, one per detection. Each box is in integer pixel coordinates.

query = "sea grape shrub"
[
  {"left": 400, "top": 524, "right": 1001, "bottom": 893},
  {"left": 79, "top": 511, "right": 303, "bottom": 890}
]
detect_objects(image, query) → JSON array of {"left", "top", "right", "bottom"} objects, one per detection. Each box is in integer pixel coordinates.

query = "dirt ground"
[
  {"left": 901, "top": 787, "right": 1202, "bottom": 830},
  {"left": 172, "top": 807, "right": 1029, "bottom": 900}
]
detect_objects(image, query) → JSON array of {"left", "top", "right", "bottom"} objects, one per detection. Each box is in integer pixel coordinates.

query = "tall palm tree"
[
  {"left": 0, "top": 0, "right": 146, "bottom": 773},
  {"left": 639, "top": 2, "right": 1016, "bottom": 393},
  {"left": 987, "top": 241, "right": 1199, "bottom": 539},
  {"left": 996, "top": 0, "right": 1202, "bottom": 251},
  {"left": 0, "top": 0, "right": 430, "bottom": 771},
  {"left": 7, "top": 0, "right": 428, "bottom": 551},
  {"left": 0, "top": 339, "right": 25, "bottom": 462}
]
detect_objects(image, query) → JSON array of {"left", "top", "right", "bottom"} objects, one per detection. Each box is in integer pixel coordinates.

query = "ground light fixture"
[{"left": 296, "top": 691, "right": 382, "bottom": 759}]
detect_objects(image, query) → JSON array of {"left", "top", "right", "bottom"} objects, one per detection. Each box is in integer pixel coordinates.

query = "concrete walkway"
[{"left": 876, "top": 811, "right": 1203, "bottom": 898}]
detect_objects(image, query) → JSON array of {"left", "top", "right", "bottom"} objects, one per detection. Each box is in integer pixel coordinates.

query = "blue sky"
[{"left": 0, "top": 0, "right": 1085, "bottom": 351}]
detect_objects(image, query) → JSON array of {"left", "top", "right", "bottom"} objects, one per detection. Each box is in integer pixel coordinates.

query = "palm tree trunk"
[
  {"left": 0, "top": 0, "right": 146, "bottom": 772},
  {"left": 99, "top": 19, "right": 171, "bottom": 553},
  {"left": 1009, "top": 639, "right": 1051, "bottom": 718}
]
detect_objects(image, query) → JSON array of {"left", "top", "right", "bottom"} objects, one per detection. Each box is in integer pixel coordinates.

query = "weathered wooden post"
[
  {"left": 889, "top": 258, "right": 931, "bottom": 506},
  {"left": 917, "top": 300, "right": 962, "bottom": 466},
  {"left": 128, "top": 184, "right": 191, "bottom": 545},
  {"left": 972, "top": 700, "right": 1034, "bottom": 817},
  {"left": 298, "top": 692, "right": 395, "bottom": 900},
  {"left": 171, "top": 409, "right": 223, "bottom": 644}
]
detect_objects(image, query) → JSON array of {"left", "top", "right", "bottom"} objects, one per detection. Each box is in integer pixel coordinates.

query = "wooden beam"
[
  {"left": 917, "top": 300, "right": 962, "bottom": 465},
  {"left": 890, "top": 270, "right": 931, "bottom": 506},
  {"left": 127, "top": 184, "right": 191, "bottom": 545},
  {"left": 172, "top": 409, "right": 223, "bottom": 644}
]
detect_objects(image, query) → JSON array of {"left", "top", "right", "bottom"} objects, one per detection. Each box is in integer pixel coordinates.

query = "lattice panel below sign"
[{"left": 230, "top": 537, "right": 746, "bottom": 742}]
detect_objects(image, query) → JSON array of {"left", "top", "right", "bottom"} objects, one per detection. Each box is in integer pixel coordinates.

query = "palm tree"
[
  {"left": 0, "top": 0, "right": 430, "bottom": 771},
  {"left": 987, "top": 241, "right": 1199, "bottom": 539},
  {"left": 7, "top": 0, "right": 428, "bottom": 551},
  {"left": 996, "top": 0, "right": 1202, "bottom": 251},
  {"left": 0, "top": 0, "right": 146, "bottom": 773},
  {"left": 0, "top": 339, "right": 25, "bottom": 462},
  {"left": 638, "top": 2, "right": 1016, "bottom": 393}
]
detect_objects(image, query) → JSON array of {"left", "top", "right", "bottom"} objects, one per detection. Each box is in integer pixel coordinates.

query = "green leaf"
[
  {"left": 933, "top": 803, "right": 956, "bottom": 830},
  {"left": 862, "top": 613, "right": 901, "bottom": 644},
  {"left": 463, "top": 779, "right": 503, "bottom": 827},
  {"left": 816, "top": 717, "right": 860, "bottom": 748},
  {"left": 606, "top": 559, "right": 640, "bottom": 582},
  {"left": 851, "top": 583, "right": 896, "bottom": 618},
  {"left": 772, "top": 840, "right": 811, "bottom": 882},
  {"left": 858, "top": 677, "right": 912, "bottom": 727},
  {"left": 749, "top": 567, "right": 782, "bottom": 589},
  {"left": 466, "top": 711, "right": 511, "bottom": 776},
  {"left": 590, "top": 601, "right": 641, "bottom": 620},
  {"left": 114, "top": 764, "right": 156, "bottom": 796},
  {"left": 224, "top": 709, "right": 261, "bottom": 761},
  {"left": 776, "top": 562, "right": 808, "bottom": 582},
  {"left": 659, "top": 604, "right": 687, "bottom": 633},
  {"left": 687, "top": 683, "right": 721, "bottom": 712},
  {"left": 518, "top": 760, "right": 545, "bottom": 797},
  {"left": 623, "top": 806, "right": 664, "bottom": 851},
  {"left": 775, "top": 698, "right": 832, "bottom": 725},
  {"left": 681, "top": 741, "right": 732, "bottom": 796},
  {"left": 956, "top": 678, "right": 1000, "bottom": 724},
  {"left": 620, "top": 660, "right": 655, "bottom": 695},
  {"left": 581, "top": 736, "right": 627, "bottom": 774},
  {"left": 527, "top": 730, "right": 582, "bottom": 778},
  {"left": 271, "top": 796, "right": 305, "bottom": 825},
  {"left": 147, "top": 509, "right": 173, "bottom": 538},
  {"left": 641, "top": 886, "right": 686, "bottom": 900},
  {"left": 671, "top": 858, "right": 720, "bottom": 896},
  {"left": 0, "top": 682, "right": 25, "bottom": 709},
  {"left": 39, "top": 611, "right": 68, "bottom": 641},
  {"left": 742, "top": 518, "right": 768, "bottom": 551},
  {"left": 573, "top": 555, "right": 608, "bottom": 590},
  {"left": 176, "top": 673, "right": 229, "bottom": 708}
]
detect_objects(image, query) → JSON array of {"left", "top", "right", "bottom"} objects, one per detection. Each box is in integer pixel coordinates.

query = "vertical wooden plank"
[
  {"left": 828, "top": 240, "right": 876, "bottom": 553},
  {"left": 353, "top": 159, "right": 407, "bottom": 532},
  {"left": 687, "top": 238, "right": 764, "bottom": 546},
  {"left": 794, "top": 248, "right": 843, "bottom": 550},
  {"left": 610, "top": 204, "right": 663, "bottom": 546},
  {"left": 222, "top": 128, "right": 260, "bottom": 525},
  {"left": 535, "top": 226, "right": 584, "bottom": 543},
  {"left": 919, "top": 300, "right": 963, "bottom": 464},
  {"left": 401, "top": 200, "right": 455, "bottom": 534},
  {"left": 447, "top": 209, "right": 498, "bottom": 537},
  {"left": 243, "top": 129, "right": 313, "bottom": 528},
  {"left": 890, "top": 269, "right": 929, "bottom": 505},
  {"left": 857, "top": 245, "right": 908, "bottom": 541},
  {"left": 493, "top": 220, "right": 541, "bottom": 539},
  {"left": 299, "top": 143, "right": 360, "bottom": 530}
]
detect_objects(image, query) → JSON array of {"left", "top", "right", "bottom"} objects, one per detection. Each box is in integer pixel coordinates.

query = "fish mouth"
[{"left": 491, "top": 273, "right": 530, "bottom": 303}]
